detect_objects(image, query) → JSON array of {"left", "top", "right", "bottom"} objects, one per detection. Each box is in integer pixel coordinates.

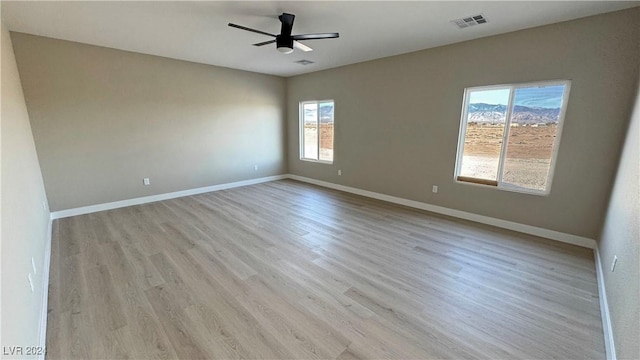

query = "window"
[
  {"left": 300, "top": 100, "right": 334, "bottom": 163},
  {"left": 455, "top": 80, "right": 570, "bottom": 194}
]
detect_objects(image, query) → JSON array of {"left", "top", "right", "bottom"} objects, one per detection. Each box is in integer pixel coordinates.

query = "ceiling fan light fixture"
[
  {"left": 277, "top": 46, "right": 294, "bottom": 54},
  {"left": 276, "top": 35, "right": 294, "bottom": 54}
]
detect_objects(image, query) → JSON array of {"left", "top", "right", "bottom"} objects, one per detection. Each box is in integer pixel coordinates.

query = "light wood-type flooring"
[{"left": 46, "top": 179, "right": 605, "bottom": 359}]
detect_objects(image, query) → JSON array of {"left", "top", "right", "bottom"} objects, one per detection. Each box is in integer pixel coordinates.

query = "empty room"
[{"left": 1, "top": 1, "right": 639, "bottom": 359}]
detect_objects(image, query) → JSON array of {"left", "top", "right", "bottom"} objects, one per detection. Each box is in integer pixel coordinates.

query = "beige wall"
[
  {"left": 598, "top": 79, "right": 639, "bottom": 360},
  {"left": 287, "top": 8, "right": 639, "bottom": 239},
  {"left": 11, "top": 33, "right": 287, "bottom": 211},
  {"left": 1, "top": 20, "right": 50, "bottom": 352}
]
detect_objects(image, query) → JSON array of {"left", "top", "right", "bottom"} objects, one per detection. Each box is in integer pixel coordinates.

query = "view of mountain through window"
[
  {"left": 301, "top": 100, "right": 334, "bottom": 163},
  {"left": 456, "top": 82, "right": 569, "bottom": 193}
]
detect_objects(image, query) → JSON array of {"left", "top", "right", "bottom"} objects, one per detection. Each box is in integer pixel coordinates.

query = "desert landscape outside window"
[
  {"left": 455, "top": 81, "right": 570, "bottom": 194},
  {"left": 300, "top": 100, "right": 334, "bottom": 163}
]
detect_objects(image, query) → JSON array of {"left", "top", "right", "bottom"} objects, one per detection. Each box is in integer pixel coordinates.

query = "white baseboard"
[
  {"left": 287, "top": 174, "right": 597, "bottom": 249},
  {"left": 50, "top": 173, "right": 595, "bottom": 249},
  {"left": 38, "top": 216, "right": 52, "bottom": 360},
  {"left": 595, "top": 248, "right": 616, "bottom": 360},
  {"left": 50, "top": 175, "right": 287, "bottom": 219}
]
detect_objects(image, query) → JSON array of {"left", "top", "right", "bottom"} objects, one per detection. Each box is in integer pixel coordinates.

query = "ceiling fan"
[{"left": 228, "top": 13, "right": 339, "bottom": 54}]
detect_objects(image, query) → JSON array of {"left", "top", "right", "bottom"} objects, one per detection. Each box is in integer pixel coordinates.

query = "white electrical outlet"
[
  {"left": 32, "top": 257, "right": 37, "bottom": 274},
  {"left": 611, "top": 255, "right": 618, "bottom": 272},
  {"left": 143, "top": 178, "right": 150, "bottom": 186},
  {"left": 338, "top": 170, "right": 342, "bottom": 176},
  {"left": 28, "top": 273, "right": 34, "bottom": 292},
  {"left": 254, "top": 165, "right": 258, "bottom": 171},
  {"left": 432, "top": 185, "right": 438, "bottom": 193}
]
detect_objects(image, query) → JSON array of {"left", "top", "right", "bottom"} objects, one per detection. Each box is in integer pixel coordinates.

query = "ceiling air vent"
[
  {"left": 295, "top": 59, "right": 315, "bottom": 65},
  {"left": 451, "top": 14, "right": 488, "bottom": 29}
]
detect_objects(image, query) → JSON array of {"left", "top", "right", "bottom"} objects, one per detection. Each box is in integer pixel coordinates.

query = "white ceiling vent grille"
[
  {"left": 295, "top": 59, "right": 315, "bottom": 65},
  {"left": 451, "top": 14, "right": 488, "bottom": 29}
]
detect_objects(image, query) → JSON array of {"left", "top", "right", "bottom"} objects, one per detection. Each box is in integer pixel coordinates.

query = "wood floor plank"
[
  {"left": 100, "top": 241, "right": 177, "bottom": 360},
  {"left": 47, "top": 179, "right": 605, "bottom": 359},
  {"left": 148, "top": 252, "right": 197, "bottom": 310},
  {"left": 59, "top": 253, "right": 84, "bottom": 315},
  {"left": 153, "top": 236, "right": 295, "bottom": 359},
  {"left": 84, "top": 265, "right": 127, "bottom": 331},
  {"left": 144, "top": 285, "right": 210, "bottom": 359},
  {"left": 234, "top": 275, "right": 349, "bottom": 359},
  {"left": 58, "top": 311, "right": 94, "bottom": 360},
  {"left": 88, "top": 212, "right": 119, "bottom": 245},
  {"left": 57, "top": 217, "right": 80, "bottom": 259},
  {"left": 344, "top": 286, "right": 477, "bottom": 359},
  {"left": 177, "top": 248, "right": 296, "bottom": 359},
  {"left": 118, "top": 240, "right": 165, "bottom": 290},
  {"left": 100, "top": 325, "right": 136, "bottom": 360}
]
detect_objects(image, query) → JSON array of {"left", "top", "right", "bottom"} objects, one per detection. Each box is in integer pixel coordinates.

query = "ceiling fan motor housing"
[{"left": 276, "top": 35, "right": 294, "bottom": 51}]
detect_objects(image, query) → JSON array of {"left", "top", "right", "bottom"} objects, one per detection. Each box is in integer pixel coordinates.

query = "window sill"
[
  {"left": 455, "top": 178, "right": 550, "bottom": 196},
  {"left": 300, "top": 158, "right": 333, "bottom": 165}
]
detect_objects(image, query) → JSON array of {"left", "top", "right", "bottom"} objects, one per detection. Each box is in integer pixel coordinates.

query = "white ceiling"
[{"left": 2, "top": 1, "right": 637, "bottom": 77}]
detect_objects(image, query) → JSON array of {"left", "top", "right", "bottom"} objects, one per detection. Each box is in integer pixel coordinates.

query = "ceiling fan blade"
[
  {"left": 279, "top": 13, "right": 295, "bottom": 36},
  {"left": 228, "top": 23, "right": 276, "bottom": 38},
  {"left": 253, "top": 39, "right": 276, "bottom": 47},
  {"left": 292, "top": 33, "right": 340, "bottom": 41},
  {"left": 293, "top": 41, "right": 313, "bottom": 52}
]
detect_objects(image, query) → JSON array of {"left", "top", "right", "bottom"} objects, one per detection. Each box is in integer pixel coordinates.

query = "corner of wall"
[
  {"left": 1, "top": 20, "right": 53, "bottom": 357},
  {"left": 595, "top": 76, "right": 640, "bottom": 360}
]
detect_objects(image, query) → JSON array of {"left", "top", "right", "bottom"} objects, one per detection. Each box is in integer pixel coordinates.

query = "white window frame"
[
  {"left": 299, "top": 100, "right": 335, "bottom": 164},
  {"left": 454, "top": 80, "right": 571, "bottom": 195}
]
